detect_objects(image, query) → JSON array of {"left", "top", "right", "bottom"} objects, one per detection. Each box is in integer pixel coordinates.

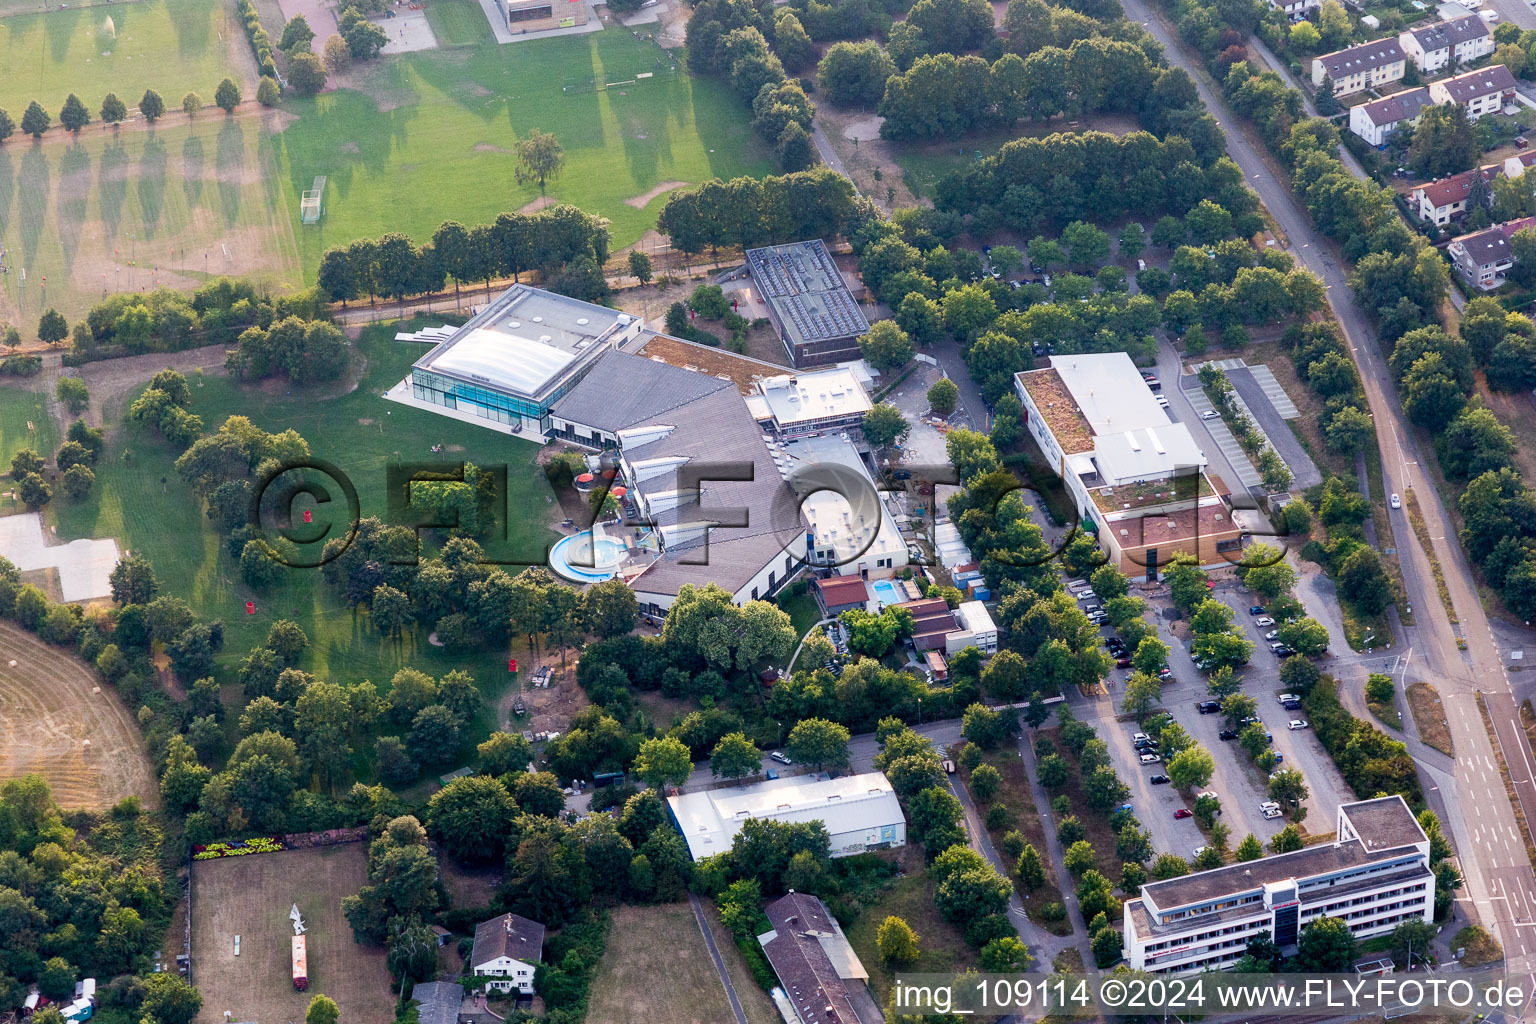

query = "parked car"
[
  {"left": 1265, "top": 629, "right": 1280, "bottom": 641},
  {"left": 1277, "top": 693, "right": 1299, "bottom": 704},
  {"left": 1150, "top": 774, "right": 1170, "bottom": 785},
  {"left": 1139, "top": 752, "right": 1161, "bottom": 764},
  {"left": 1192, "top": 845, "right": 1208, "bottom": 858},
  {"left": 1282, "top": 700, "right": 1303, "bottom": 711},
  {"left": 1248, "top": 606, "right": 1265, "bottom": 616},
  {"left": 1269, "top": 641, "right": 1288, "bottom": 653},
  {"left": 1174, "top": 808, "right": 1193, "bottom": 819},
  {"left": 1197, "top": 700, "right": 1221, "bottom": 714},
  {"left": 1116, "top": 657, "right": 1132, "bottom": 669},
  {"left": 770, "top": 751, "right": 791, "bottom": 764},
  {"left": 1262, "top": 806, "right": 1283, "bottom": 819},
  {"left": 1201, "top": 410, "right": 1218, "bottom": 420},
  {"left": 1255, "top": 616, "right": 1275, "bottom": 626},
  {"left": 1288, "top": 719, "right": 1309, "bottom": 730},
  {"left": 1274, "top": 646, "right": 1295, "bottom": 657},
  {"left": 942, "top": 759, "right": 956, "bottom": 773},
  {"left": 1219, "top": 729, "right": 1238, "bottom": 740},
  {"left": 1158, "top": 667, "right": 1174, "bottom": 680}
]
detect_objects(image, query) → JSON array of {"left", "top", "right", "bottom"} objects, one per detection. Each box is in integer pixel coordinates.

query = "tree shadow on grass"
[
  {"left": 181, "top": 134, "right": 205, "bottom": 210},
  {"left": 0, "top": 148, "right": 13, "bottom": 243},
  {"left": 98, "top": 139, "right": 130, "bottom": 245},
  {"left": 43, "top": 5, "right": 84, "bottom": 68},
  {"left": 215, "top": 118, "right": 245, "bottom": 229},
  {"left": 171, "top": 0, "right": 213, "bottom": 63},
  {"left": 138, "top": 135, "right": 168, "bottom": 240},
  {"left": 55, "top": 143, "right": 92, "bottom": 268},
  {"left": 18, "top": 144, "right": 51, "bottom": 268}
]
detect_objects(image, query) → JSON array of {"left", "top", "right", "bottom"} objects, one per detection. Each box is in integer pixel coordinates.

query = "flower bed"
[{"left": 192, "top": 836, "right": 285, "bottom": 860}]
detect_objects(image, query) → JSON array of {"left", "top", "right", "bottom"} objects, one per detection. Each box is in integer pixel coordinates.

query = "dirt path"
[{"left": 71, "top": 344, "right": 233, "bottom": 429}]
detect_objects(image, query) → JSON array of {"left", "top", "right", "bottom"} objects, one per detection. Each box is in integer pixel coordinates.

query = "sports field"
[
  {"left": 191, "top": 843, "right": 395, "bottom": 1024},
  {"left": 53, "top": 320, "right": 560, "bottom": 691},
  {"left": 0, "top": 0, "right": 255, "bottom": 124},
  {"left": 279, "top": 17, "right": 772, "bottom": 280},
  {"left": 0, "top": 113, "right": 303, "bottom": 323}
]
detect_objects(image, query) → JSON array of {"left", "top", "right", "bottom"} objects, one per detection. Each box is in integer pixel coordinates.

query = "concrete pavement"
[{"left": 1122, "top": 0, "right": 1536, "bottom": 970}]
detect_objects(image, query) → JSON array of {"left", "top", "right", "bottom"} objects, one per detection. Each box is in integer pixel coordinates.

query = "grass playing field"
[
  {"left": 0, "top": 0, "right": 255, "bottom": 124},
  {"left": 587, "top": 903, "right": 741, "bottom": 1024},
  {"left": 278, "top": 19, "right": 772, "bottom": 282},
  {"left": 52, "top": 318, "right": 560, "bottom": 696},
  {"left": 1, "top": 10, "right": 770, "bottom": 320},
  {"left": 0, "top": 113, "right": 304, "bottom": 324}
]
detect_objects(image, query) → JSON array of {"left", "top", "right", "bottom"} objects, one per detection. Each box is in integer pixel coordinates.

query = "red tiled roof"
[
  {"left": 814, "top": 576, "right": 869, "bottom": 607},
  {"left": 1413, "top": 164, "right": 1499, "bottom": 210}
]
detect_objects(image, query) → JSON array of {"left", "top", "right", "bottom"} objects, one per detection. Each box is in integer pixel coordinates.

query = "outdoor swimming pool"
[
  {"left": 872, "top": 578, "right": 901, "bottom": 608},
  {"left": 548, "top": 531, "right": 628, "bottom": 583}
]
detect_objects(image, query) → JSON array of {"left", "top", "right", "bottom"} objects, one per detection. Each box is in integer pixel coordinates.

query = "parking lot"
[{"left": 1085, "top": 575, "right": 1356, "bottom": 858}]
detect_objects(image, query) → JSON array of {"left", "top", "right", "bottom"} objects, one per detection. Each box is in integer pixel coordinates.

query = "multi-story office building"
[{"left": 1123, "top": 798, "right": 1435, "bottom": 974}]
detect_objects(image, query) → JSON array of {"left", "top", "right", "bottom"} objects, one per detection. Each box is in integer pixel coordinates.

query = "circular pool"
[{"left": 549, "top": 531, "right": 628, "bottom": 582}]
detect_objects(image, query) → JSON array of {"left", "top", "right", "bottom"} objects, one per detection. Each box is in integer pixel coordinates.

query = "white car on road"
[
  {"left": 1255, "top": 616, "right": 1275, "bottom": 627},
  {"left": 1288, "top": 719, "right": 1309, "bottom": 730},
  {"left": 1390, "top": 493, "right": 1402, "bottom": 509}
]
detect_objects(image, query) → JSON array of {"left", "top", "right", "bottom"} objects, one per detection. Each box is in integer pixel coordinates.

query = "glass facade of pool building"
[{"left": 408, "top": 285, "right": 643, "bottom": 433}]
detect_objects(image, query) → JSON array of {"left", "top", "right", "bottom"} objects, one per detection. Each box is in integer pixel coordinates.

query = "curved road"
[{"left": 1121, "top": 0, "right": 1536, "bottom": 980}]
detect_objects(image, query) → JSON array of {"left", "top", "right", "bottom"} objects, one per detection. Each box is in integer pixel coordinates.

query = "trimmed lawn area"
[
  {"left": 52, "top": 318, "right": 560, "bottom": 699},
  {"left": 701, "top": 901, "right": 782, "bottom": 1024},
  {"left": 1454, "top": 925, "right": 1502, "bottom": 967},
  {"left": 422, "top": 0, "right": 494, "bottom": 47},
  {"left": 587, "top": 903, "right": 739, "bottom": 1024},
  {"left": 0, "top": 0, "right": 255, "bottom": 119},
  {"left": 776, "top": 583, "right": 822, "bottom": 640},
  {"left": 0, "top": 382, "right": 55, "bottom": 516},
  {"left": 279, "top": 26, "right": 773, "bottom": 281},
  {"left": 845, "top": 849, "right": 977, "bottom": 1006},
  {"left": 0, "top": 114, "right": 302, "bottom": 322}
]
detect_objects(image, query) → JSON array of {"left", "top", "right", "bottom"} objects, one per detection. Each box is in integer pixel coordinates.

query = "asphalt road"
[{"left": 1123, "top": 0, "right": 1536, "bottom": 976}]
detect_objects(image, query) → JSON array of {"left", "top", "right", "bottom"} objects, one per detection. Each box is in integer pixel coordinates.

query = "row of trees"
[
  {"left": 7, "top": 417, "right": 104, "bottom": 510},
  {"left": 0, "top": 82, "right": 242, "bottom": 142},
  {"left": 657, "top": 168, "right": 861, "bottom": 260},
  {"left": 316, "top": 203, "right": 612, "bottom": 307}
]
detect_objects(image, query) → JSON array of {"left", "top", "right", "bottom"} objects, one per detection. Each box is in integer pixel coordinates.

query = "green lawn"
[
  {"left": 845, "top": 861, "right": 977, "bottom": 1005},
  {"left": 52, "top": 318, "right": 560, "bottom": 692},
  {"left": 276, "top": 25, "right": 773, "bottom": 281},
  {"left": 0, "top": 114, "right": 302, "bottom": 323},
  {"left": 0, "top": 380, "right": 55, "bottom": 516},
  {"left": 0, "top": 0, "right": 252, "bottom": 121},
  {"left": 423, "top": 0, "right": 494, "bottom": 48},
  {"left": 1, "top": 21, "right": 769, "bottom": 321}
]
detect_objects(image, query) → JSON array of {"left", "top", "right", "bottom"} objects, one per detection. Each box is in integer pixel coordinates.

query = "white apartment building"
[
  {"left": 1428, "top": 64, "right": 1519, "bottom": 120},
  {"left": 1312, "top": 39, "right": 1408, "bottom": 96},
  {"left": 1266, "top": 0, "right": 1319, "bottom": 22},
  {"left": 1409, "top": 163, "right": 1498, "bottom": 224},
  {"left": 1398, "top": 14, "right": 1494, "bottom": 73},
  {"left": 1349, "top": 87, "right": 1431, "bottom": 147},
  {"left": 1123, "top": 798, "right": 1435, "bottom": 974}
]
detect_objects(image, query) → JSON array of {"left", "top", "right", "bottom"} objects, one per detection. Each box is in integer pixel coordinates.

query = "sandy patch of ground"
[
  {"left": 474, "top": 142, "right": 512, "bottom": 153},
  {"left": 379, "top": 8, "right": 438, "bottom": 54},
  {"left": 624, "top": 179, "right": 690, "bottom": 209},
  {"left": 519, "top": 195, "right": 557, "bottom": 213},
  {"left": 77, "top": 343, "right": 231, "bottom": 425},
  {"left": 843, "top": 116, "right": 882, "bottom": 142},
  {"left": 276, "top": 0, "right": 341, "bottom": 54}
]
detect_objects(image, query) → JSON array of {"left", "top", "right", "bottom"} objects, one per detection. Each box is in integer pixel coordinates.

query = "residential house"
[
  {"left": 1428, "top": 64, "right": 1518, "bottom": 120},
  {"left": 812, "top": 575, "right": 872, "bottom": 617},
  {"left": 1397, "top": 15, "right": 1494, "bottom": 73},
  {"left": 757, "top": 892, "right": 884, "bottom": 1024},
  {"left": 1348, "top": 87, "right": 1432, "bottom": 146},
  {"left": 470, "top": 913, "right": 545, "bottom": 995},
  {"left": 1312, "top": 39, "right": 1408, "bottom": 97},
  {"left": 1266, "top": 0, "right": 1319, "bottom": 22},
  {"left": 1503, "top": 149, "right": 1536, "bottom": 179},
  {"left": 1410, "top": 163, "right": 1499, "bottom": 224},
  {"left": 1448, "top": 216, "right": 1536, "bottom": 288}
]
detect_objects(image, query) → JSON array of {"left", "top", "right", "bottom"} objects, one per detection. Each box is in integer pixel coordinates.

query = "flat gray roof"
[
  {"left": 1340, "top": 795, "right": 1428, "bottom": 854},
  {"left": 413, "top": 284, "right": 634, "bottom": 399},
  {"left": 747, "top": 240, "right": 870, "bottom": 347},
  {"left": 1142, "top": 838, "right": 1423, "bottom": 914},
  {"left": 551, "top": 351, "right": 734, "bottom": 433}
]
